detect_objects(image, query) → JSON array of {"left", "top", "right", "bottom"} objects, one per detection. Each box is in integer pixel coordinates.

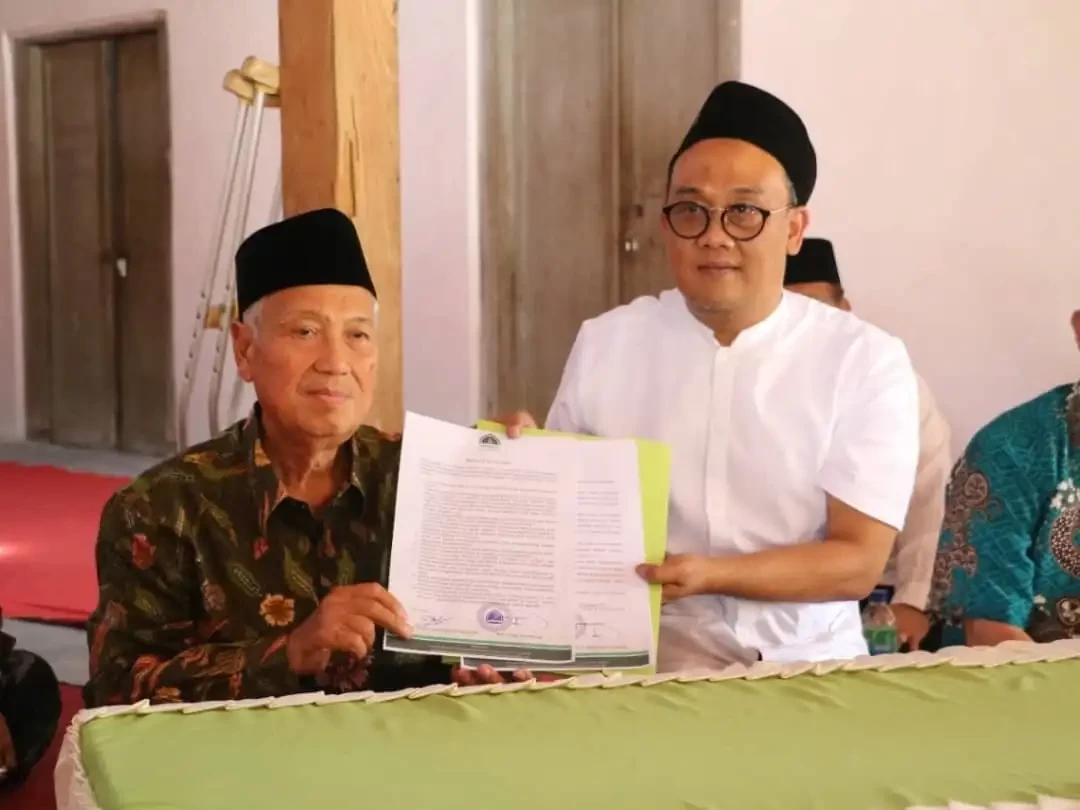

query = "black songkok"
[
  {"left": 784, "top": 238, "right": 841, "bottom": 286},
  {"left": 669, "top": 81, "right": 817, "bottom": 205},
  {"left": 235, "top": 208, "right": 375, "bottom": 315}
]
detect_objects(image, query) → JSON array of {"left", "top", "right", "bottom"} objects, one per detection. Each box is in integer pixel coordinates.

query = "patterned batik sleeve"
[
  {"left": 84, "top": 492, "right": 299, "bottom": 707},
  {"left": 931, "top": 431, "right": 1046, "bottom": 630}
]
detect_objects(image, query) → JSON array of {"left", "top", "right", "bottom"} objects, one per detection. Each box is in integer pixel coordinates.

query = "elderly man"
[
  {"left": 85, "top": 209, "right": 512, "bottom": 707},
  {"left": 506, "top": 81, "right": 920, "bottom": 669},
  {"left": 784, "top": 238, "right": 953, "bottom": 649}
]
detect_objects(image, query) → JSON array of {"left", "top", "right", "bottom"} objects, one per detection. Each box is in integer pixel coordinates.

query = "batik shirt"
[
  {"left": 84, "top": 408, "right": 448, "bottom": 707},
  {"left": 930, "top": 382, "right": 1080, "bottom": 645}
]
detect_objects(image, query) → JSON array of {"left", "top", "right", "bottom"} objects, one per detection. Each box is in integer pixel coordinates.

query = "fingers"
[
  {"left": 0, "top": 740, "right": 16, "bottom": 773},
  {"left": 337, "top": 616, "right": 377, "bottom": 659},
  {"left": 495, "top": 411, "right": 538, "bottom": 439},
  {"left": 452, "top": 665, "right": 504, "bottom": 686},
  {"left": 636, "top": 562, "right": 678, "bottom": 584},
  {"left": 340, "top": 583, "right": 408, "bottom": 622},
  {"left": 661, "top": 584, "right": 691, "bottom": 603},
  {"left": 351, "top": 599, "right": 413, "bottom": 640},
  {"left": 473, "top": 664, "right": 505, "bottom": 684}
]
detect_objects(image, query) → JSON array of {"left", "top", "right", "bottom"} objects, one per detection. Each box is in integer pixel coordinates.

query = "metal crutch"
[
  {"left": 176, "top": 62, "right": 279, "bottom": 450},
  {"left": 206, "top": 57, "right": 281, "bottom": 439}
]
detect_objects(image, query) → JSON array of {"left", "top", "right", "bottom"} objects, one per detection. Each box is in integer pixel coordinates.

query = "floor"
[
  {"left": 5, "top": 620, "right": 88, "bottom": 687},
  {"left": 1, "top": 441, "right": 156, "bottom": 808},
  {"left": 0, "top": 440, "right": 160, "bottom": 478},
  {"left": 1, "top": 440, "right": 158, "bottom": 676}
]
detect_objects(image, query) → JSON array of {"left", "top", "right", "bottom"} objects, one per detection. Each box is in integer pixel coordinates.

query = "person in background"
[
  {"left": 784, "top": 237, "right": 953, "bottom": 649},
  {"left": 0, "top": 607, "right": 62, "bottom": 791},
  {"left": 85, "top": 209, "right": 521, "bottom": 707},
  {"left": 502, "top": 81, "right": 920, "bottom": 669},
  {"left": 929, "top": 310, "right": 1080, "bottom": 646}
]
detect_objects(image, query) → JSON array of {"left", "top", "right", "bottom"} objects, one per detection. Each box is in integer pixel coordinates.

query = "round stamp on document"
[{"left": 477, "top": 604, "right": 512, "bottom": 633}]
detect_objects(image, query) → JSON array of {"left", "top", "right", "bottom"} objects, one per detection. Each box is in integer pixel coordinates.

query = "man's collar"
[{"left": 242, "top": 405, "right": 368, "bottom": 532}]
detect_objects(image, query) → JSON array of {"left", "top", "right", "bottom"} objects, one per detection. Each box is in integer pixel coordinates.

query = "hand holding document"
[{"left": 383, "top": 413, "right": 670, "bottom": 671}]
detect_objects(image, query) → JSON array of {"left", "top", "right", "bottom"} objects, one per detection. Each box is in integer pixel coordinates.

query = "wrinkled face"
[
  {"left": 785, "top": 281, "right": 850, "bottom": 311},
  {"left": 231, "top": 284, "right": 378, "bottom": 443},
  {"left": 663, "top": 138, "right": 809, "bottom": 319}
]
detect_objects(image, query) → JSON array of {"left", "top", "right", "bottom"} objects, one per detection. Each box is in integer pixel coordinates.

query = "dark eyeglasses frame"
[{"left": 662, "top": 201, "right": 794, "bottom": 242}]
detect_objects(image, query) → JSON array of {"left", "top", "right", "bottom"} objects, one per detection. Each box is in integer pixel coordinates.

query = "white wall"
[
  {"left": 742, "top": 0, "right": 1080, "bottom": 451},
  {"left": 0, "top": 0, "right": 280, "bottom": 445},
  {"left": 0, "top": 0, "right": 481, "bottom": 446},
  {"left": 3, "top": 1, "right": 1074, "bottom": 454},
  {"left": 399, "top": 0, "right": 482, "bottom": 428}
]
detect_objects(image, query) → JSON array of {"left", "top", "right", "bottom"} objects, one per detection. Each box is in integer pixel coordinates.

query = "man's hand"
[
  {"left": 451, "top": 664, "right": 562, "bottom": 686},
  {"left": 488, "top": 411, "right": 538, "bottom": 439},
  {"left": 636, "top": 554, "right": 717, "bottom": 602},
  {"left": 0, "top": 714, "right": 16, "bottom": 777},
  {"left": 286, "top": 584, "right": 412, "bottom": 675},
  {"left": 891, "top": 603, "right": 930, "bottom": 650}
]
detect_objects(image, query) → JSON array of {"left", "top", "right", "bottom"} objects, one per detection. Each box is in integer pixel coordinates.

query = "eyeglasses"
[{"left": 662, "top": 201, "right": 793, "bottom": 242}]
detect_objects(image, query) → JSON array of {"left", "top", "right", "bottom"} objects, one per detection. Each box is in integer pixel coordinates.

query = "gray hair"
[{"left": 783, "top": 173, "right": 799, "bottom": 207}]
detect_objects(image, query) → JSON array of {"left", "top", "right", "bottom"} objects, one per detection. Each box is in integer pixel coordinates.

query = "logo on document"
[
  {"left": 478, "top": 433, "right": 502, "bottom": 449},
  {"left": 477, "top": 604, "right": 512, "bottom": 633}
]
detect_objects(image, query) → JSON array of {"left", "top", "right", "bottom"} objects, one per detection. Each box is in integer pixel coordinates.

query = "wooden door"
[
  {"left": 16, "top": 28, "right": 172, "bottom": 453},
  {"left": 41, "top": 39, "right": 118, "bottom": 449},
  {"left": 113, "top": 32, "right": 174, "bottom": 454},
  {"left": 482, "top": 0, "right": 620, "bottom": 421},
  {"left": 481, "top": 1, "right": 740, "bottom": 420},
  {"left": 617, "top": 0, "right": 740, "bottom": 302}
]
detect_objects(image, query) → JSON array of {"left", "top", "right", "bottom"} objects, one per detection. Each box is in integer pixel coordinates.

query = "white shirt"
[
  {"left": 880, "top": 373, "right": 953, "bottom": 610},
  {"left": 546, "top": 289, "right": 920, "bottom": 669}
]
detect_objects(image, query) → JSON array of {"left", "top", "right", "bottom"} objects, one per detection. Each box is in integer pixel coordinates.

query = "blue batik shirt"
[{"left": 930, "top": 382, "right": 1080, "bottom": 645}]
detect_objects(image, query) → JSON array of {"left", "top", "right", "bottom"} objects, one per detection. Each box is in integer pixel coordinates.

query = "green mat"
[{"left": 76, "top": 657, "right": 1080, "bottom": 810}]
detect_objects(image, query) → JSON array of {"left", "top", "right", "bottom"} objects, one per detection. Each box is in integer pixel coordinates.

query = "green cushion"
[{"left": 75, "top": 649, "right": 1080, "bottom": 810}]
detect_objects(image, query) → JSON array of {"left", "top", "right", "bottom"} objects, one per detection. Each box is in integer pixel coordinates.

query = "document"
[
  {"left": 461, "top": 440, "right": 653, "bottom": 671},
  {"left": 384, "top": 412, "right": 577, "bottom": 663},
  {"left": 384, "top": 412, "right": 663, "bottom": 670}
]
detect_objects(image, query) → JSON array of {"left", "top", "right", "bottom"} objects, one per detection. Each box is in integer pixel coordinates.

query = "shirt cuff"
[{"left": 891, "top": 581, "right": 931, "bottom": 611}]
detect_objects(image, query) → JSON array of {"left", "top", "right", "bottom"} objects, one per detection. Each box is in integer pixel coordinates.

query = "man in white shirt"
[
  {"left": 504, "top": 81, "right": 920, "bottom": 669},
  {"left": 784, "top": 238, "right": 953, "bottom": 650}
]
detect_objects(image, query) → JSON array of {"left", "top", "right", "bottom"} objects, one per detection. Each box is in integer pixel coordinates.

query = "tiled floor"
[
  {"left": 1, "top": 441, "right": 160, "bottom": 686},
  {"left": 0, "top": 441, "right": 161, "bottom": 478},
  {"left": 5, "top": 620, "right": 87, "bottom": 686}
]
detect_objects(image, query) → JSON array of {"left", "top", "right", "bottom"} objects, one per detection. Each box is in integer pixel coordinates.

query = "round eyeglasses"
[{"left": 662, "top": 201, "right": 793, "bottom": 242}]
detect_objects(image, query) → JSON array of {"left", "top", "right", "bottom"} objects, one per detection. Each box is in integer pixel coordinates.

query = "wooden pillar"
[{"left": 278, "top": 0, "right": 403, "bottom": 433}]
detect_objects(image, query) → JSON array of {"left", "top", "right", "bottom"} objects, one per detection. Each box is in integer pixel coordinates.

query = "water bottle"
[{"left": 862, "top": 587, "right": 899, "bottom": 655}]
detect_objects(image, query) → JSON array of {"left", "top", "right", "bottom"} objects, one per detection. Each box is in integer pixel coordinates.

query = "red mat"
[
  {"left": 0, "top": 684, "right": 82, "bottom": 810},
  {"left": 0, "top": 463, "right": 128, "bottom": 622}
]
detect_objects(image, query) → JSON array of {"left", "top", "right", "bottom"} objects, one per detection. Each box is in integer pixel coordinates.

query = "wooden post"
[{"left": 278, "top": 0, "right": 403, "bottom": 433}]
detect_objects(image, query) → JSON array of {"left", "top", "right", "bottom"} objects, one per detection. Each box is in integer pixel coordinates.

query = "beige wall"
[
  {"left": 742, "top": 0, "right": 1080, "bottom": 451},
  {"left": 0, "top": 0, "right": 481, "bottom": 447},
  {"left": 0, "top": 0, "right": 281, "bottom": 444},
  {"left": 2, "top": 0, "right": 1076, "bottom": 454}
]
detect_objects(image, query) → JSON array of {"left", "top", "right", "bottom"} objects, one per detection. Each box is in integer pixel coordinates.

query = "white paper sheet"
[
  {"left": 462, "top": 439, "right": 653, "bottom": 670},
  {"left": 384, "top": 413, "right": 653, "bottom": 669},
  {"left": 383, "top": 413, "right": 577, "bottom": 663}
]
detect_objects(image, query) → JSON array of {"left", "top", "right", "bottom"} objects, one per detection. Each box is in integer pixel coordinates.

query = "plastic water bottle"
[{"left": 862, "top": 588, "right": 899, "bottom": 655}]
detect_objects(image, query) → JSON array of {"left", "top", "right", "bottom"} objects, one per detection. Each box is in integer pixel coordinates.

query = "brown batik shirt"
[{"left": 84, "top": 408, "right": 449, "bottom": 707}]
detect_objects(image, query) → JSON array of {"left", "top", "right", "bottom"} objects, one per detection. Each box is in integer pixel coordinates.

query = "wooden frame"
[
  {"left": 478, "top": 0, "right": 741, "bottom": 416},
  {"left": 12, "top": 16, "right": 174, "bottom": 447}
]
